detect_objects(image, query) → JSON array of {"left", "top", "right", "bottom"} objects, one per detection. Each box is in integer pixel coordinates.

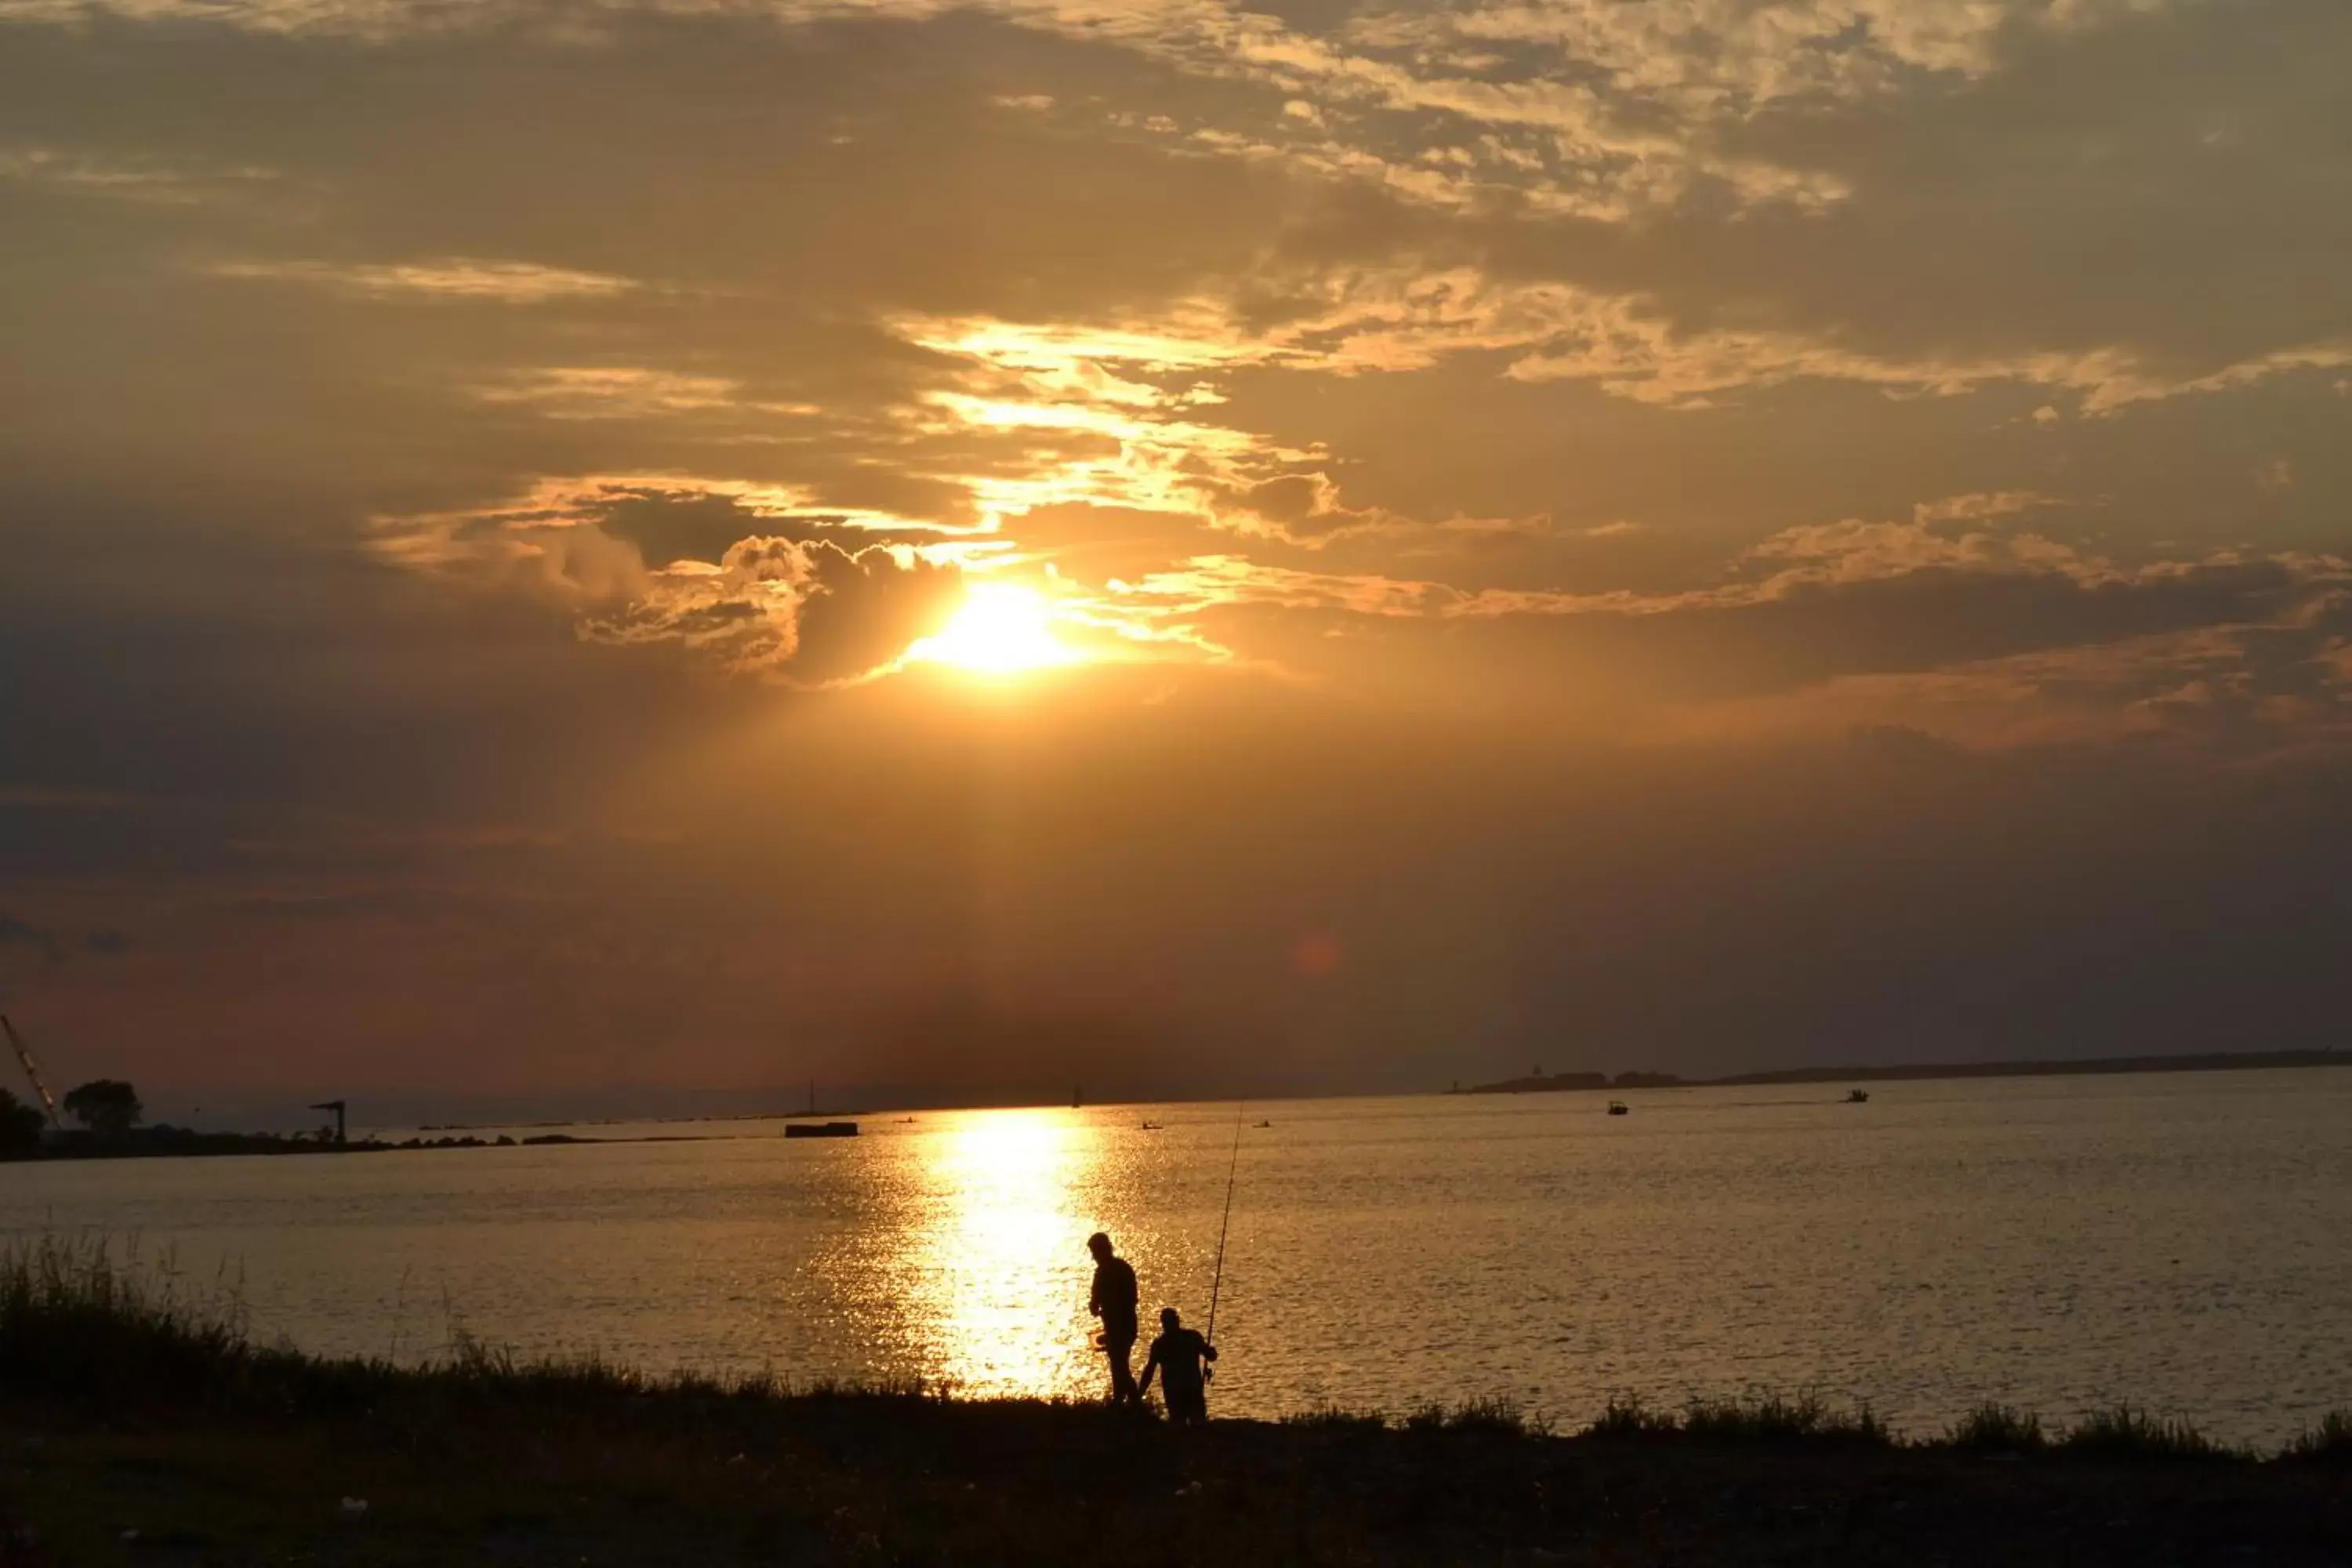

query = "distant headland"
[{"left": 1453, "top": 1048, "right": 2352, "bottom": 1097}]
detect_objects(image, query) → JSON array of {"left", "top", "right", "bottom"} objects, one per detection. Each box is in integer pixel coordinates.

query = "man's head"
[
  {"left": 1160, "top": 1306, "right": 1181, "bottom": 1330},
  {"left": 1087, "top": 1231, "right": 1113, "bottom": 1261}
]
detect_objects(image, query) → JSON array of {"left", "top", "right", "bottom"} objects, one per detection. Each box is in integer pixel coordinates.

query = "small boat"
[
  {"left": 785, "top": 1120, "right": 859, "bottom": 1139},
  {"left": 1254, "top": 1120, "right": 1272, "bottom": 1128},
  {"left": 1845, "top": 1090, "right": 1870, "bottom": 1104},
  {"left": 1139, "top": 1120, "right": 1163, "bottom": 1131},
  {"left": 1606, "top": 1100, "right": 1628, "bottom": 1116}
]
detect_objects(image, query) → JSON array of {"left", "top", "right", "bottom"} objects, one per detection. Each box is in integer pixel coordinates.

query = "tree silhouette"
[
  {"left": 61, "top": 1079, "right": 142, "bottom": 1137},
  {"left": 0, "top": 1087, "right": 43, "bottom": 1156}
]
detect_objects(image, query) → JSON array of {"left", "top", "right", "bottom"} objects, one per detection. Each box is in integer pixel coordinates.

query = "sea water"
[{"left": 5, "top": 1068, "right": 2349, "bottom": 1446}]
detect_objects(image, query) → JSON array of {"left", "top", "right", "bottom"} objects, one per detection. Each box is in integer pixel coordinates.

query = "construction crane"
[
  {"left": 309, "top": 1099, "right": 347, "bottom": 1145},
  {"left": 2, "top": 1014, "right": 64, "bottom": 1129}
]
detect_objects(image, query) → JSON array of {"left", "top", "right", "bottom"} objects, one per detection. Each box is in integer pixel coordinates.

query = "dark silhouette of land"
[
  {"left": 1459, "top": 1048, "right": 2352, "bottom": 1097},
  {"left": 0, "top": 1126, "right": 605, "bottom": 1162}
]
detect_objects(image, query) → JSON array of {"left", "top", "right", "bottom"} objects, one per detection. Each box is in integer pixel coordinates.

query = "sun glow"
[{"left": 913, "top": 583, "right": 1080, "bottom": 675}]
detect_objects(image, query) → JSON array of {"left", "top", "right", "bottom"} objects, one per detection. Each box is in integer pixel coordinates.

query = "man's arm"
[
  {"left": 1138, "top": 1346, "right": 1160, "bottom": 1395},
  {"left": 1203, "top": 1341, "right": 1218, "bottom": 1363},
  {"left": 1089, "top": 1271, "right": 1102, "bottom": 1316}
]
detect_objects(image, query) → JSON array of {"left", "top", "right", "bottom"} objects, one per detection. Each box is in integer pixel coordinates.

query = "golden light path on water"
[
  {"left": 814, "top": 1109, "right": 1122, "bottom": 1401},
  {"left": 913, "top": 1111, "right": 1099, "bottom": 1396}
]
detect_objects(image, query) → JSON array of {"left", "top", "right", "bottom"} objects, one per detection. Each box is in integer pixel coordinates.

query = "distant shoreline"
[
  {"left": 0, "top": 1127, "right": 626, "bottom": 1163},
  {"left": 1454, "top": 1048, "right": 2352, "bottom": 1097},
  {"left": 13, "top": 1050, "right": 2348, "bottom": 1162}
]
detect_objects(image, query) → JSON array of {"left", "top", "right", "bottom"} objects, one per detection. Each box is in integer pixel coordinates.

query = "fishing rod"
[{"left": 1204, "top": 1099, "right": 1246, "bottom": 1352}]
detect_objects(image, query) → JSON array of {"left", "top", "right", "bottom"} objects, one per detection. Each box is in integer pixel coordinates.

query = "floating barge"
[{"left": 785, "top": 1121, "right": 859, "bottom": 1139}]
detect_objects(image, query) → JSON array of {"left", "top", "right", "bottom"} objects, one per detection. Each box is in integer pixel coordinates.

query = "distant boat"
[
  {"left": 1845, "top": 1089, "right": 1870, "bottom": 1104},
  {"left": 785, "top": 1121, "right": 858, "bottom": 1139},
  {"left": 1139, "top": 1120, "right": 1163, "bottom": 1131},
  {"left": 1254, "top": 1120, "right": 1272, "bottom": 1128},
  {"left": 1606, "top": 1101, "right": 1629, "bottom": 1116}
]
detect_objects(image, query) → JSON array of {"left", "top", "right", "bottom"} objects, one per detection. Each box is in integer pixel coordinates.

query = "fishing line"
[{"left": 1205, "top": 1098, "right": 1246, "bottom": 1352}]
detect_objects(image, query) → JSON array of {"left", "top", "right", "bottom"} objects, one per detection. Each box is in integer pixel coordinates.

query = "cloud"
[
  {"left": 0, "top": 142, "right": 279, "bottom": 203},
  {"left": 1728, "top": 517, "right": 2116, "bottom": 591},
  {"left": 566, "top": 487, "right": 794, "bottom": 569},
  {"left": 375, "top": 488, "right": 973, "bottom": 684},
  {"left": 583, "top": 535, "right": 967, "bottom": 686},
  {"left": 0, "top": 0, "right": 2093, "bottom": 231},
  {"left": 1109, "top": 514, "right": 2352, "bottom": 751},
  {"left": 1129, "top": 514, "right": 2167, "bottom": 623},
  {"left": 1500, "top": 303, "right": 2352, "bottom": 415},
  {"left": 202, "top": 256, "right": 640, "bottom": 302},
  {"left": 1912, "top": 492, "right": 2059, "bottom": 525},
  {"left": 1207, "top": 471, "right": 1396, "bottom": 545},
  {"left": 466, "top": 368, "right": 752, "bottom": 420},
  {"left": 1651, "top": 593, "right": 2352, "bottom": 752},
  {"left": 369, "top": 477, "right": 997, "bottom": 679},
  {"left": 2, "top": 0, "right": 2351, "bottom": 1102}
]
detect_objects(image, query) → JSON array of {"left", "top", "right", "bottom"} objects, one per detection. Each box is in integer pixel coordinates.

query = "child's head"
[{"left": 1160, "top": 1306, "right": 1181, "bottom": 1330}]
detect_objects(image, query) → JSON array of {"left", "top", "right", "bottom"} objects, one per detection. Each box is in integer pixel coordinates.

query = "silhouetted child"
[{"left": 1138, "top": 1306, "right": 1218, "bottom": 1425}]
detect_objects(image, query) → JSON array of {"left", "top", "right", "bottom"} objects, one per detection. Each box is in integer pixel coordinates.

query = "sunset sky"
[{"left": 3, "top": 0, "right": 2348, "bottom": 1119}]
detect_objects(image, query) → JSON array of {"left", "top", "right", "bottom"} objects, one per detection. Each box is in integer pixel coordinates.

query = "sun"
[{"left": 911, "top": 583, "right": 1080, "bottom": 676}]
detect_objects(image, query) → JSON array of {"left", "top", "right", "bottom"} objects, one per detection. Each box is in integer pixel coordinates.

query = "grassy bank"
[{"left": 2, "top": 1241, "right": 2348, "bottom": 1566}]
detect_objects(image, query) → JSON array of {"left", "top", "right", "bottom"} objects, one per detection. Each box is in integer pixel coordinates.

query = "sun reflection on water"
[{"left": 893, "top": 1109, "right": 1109, "bottom": 1399}]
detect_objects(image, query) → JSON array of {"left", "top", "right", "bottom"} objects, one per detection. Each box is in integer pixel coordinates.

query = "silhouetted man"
[
  {"left": 1086, "top": 1231, "right": 1139, "bottom": 1404},
  {"left": 1139, "top": 1306, "right": 1218, "bottom": 1425}
]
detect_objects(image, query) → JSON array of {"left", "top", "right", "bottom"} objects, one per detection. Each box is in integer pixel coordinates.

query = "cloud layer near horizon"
[{"left": 2, "top": 0, "right": 2348, "bottom": 1111}]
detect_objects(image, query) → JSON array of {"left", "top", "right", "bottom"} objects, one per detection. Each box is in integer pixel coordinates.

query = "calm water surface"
[{"left": 6, "top": 1069, "right": 2350, "bottom": 1446}]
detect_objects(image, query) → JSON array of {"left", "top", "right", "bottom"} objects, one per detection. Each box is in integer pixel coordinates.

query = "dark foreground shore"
[
  {"left": 9, "top": 1393, "right": 2352, "bottom": 1568},
  {"left": 5, "top": 1247, "right": 2348, "bottom": 1566}
]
